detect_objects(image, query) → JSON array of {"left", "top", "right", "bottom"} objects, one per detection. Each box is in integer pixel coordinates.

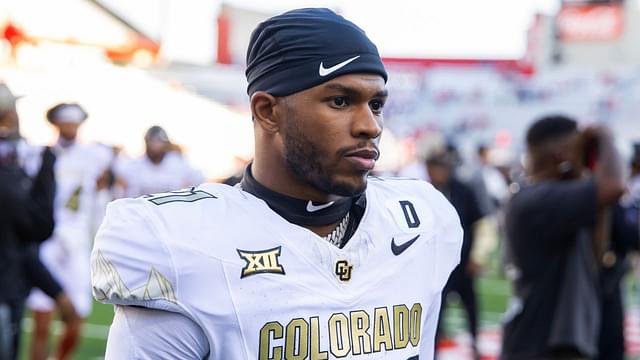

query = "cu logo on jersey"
[
  {"left": 237, "top": 246, "right": 285, "bottom": 278},
  {"left": 334, "top": 260, "right": 353, "bottom": 282}
]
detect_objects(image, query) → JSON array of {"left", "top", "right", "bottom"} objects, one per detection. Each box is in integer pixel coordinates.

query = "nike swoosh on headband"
[
  {"left": 306, "top": 201, "right": 335, "bottom": 212},
  {"left": 318, "top": 55, "right": 361, "bottom": 77}
]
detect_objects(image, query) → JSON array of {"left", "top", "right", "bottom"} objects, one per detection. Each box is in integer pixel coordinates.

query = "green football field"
[{"left": 19, "top": 300, "right": 114, "bottom": 360}]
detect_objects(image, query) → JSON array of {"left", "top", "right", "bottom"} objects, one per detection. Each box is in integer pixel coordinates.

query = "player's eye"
[
  {"left": 331, "top": 96, "right": 348, "bottom": 108},
  {"left": 369, "top": 99, "right": 385, "bottom": 114}
]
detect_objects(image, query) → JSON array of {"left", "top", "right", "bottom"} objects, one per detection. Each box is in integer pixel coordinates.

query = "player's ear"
[{"left": 251, "top": 91, "right": 281, "bottom": 134}]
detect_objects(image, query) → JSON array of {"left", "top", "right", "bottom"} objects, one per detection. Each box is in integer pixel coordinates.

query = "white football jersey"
[
  {"left": 91, "top": 178, "right": 462, "bottom": 359},
  {"left": 53, "top": 142, "right": 113, "bottom": 232},
  {"left": 117, "top": 152, "right": 204, "bottom": 198}
]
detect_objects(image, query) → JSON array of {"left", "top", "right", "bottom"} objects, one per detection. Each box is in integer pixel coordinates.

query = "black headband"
[{"left": 245, "top": 8, "right": 387, "bottom": 97}]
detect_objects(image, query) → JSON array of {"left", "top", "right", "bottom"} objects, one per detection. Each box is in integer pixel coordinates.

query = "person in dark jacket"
[
  {"left": 0, "top": 83, "right": 57, "bottom": 360},
  {"left": 428, "top": 148, "right": 485, "bottom": 358},
  {"left": 596, "top": 151, "right": 640, "bottom": 360},
  {"left": 502, "top": 116, "right": 625, "bottom": 360}
]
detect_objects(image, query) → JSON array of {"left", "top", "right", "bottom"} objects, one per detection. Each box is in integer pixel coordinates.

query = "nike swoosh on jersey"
[
  {"left": 391, "top": 234, "right": 420, "bottom": 256},
  {"left": 306, "top": 201, "right": 335, "bottom": 212},
  {"left": 318, "top": 55, "right": 361, "bottom": 77}
]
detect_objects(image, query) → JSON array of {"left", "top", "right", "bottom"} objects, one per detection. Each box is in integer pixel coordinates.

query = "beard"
[{"left": 283, "top": 117, "right": 366, "bottom": 197}]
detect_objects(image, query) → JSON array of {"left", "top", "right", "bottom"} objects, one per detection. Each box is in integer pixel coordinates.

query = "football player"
[
  {"left": 92, "top": 8, "right": 463, "bottom": 359},
  {"left": 28, "top": 103, "right": 114, "bottom": 360},
  {"left": 116, "top": 125, "right": 204, "bottom": 198}
]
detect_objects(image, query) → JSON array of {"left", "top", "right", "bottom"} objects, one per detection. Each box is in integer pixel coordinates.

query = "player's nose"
[{"left": 351, "top": 103, "right": 382, "bottom": 139}]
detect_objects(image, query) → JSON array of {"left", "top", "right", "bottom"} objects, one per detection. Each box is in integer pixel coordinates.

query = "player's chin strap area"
[{"left": 240, "top": 164, "right": 357, "bottom": 226}]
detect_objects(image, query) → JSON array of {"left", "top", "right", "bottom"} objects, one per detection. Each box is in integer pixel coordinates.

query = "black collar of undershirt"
[{"left": 240, "top": 164, "right": 364, "bottom": 227}]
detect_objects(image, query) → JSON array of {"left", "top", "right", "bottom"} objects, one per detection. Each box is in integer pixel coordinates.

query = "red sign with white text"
[{"left": 557, "top": 4, "right": 623, "bottom": 41}]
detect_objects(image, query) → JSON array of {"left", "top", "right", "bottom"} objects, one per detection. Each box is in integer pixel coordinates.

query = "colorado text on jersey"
[{"left": 259, "top": 303, "right": 423, "bottom": 359}]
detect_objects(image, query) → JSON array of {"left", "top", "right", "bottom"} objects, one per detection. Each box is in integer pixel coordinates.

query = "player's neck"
[
  {"left": 530, "top": 165, "right": 578, "bottom": 183},
  {"left": 147, "top": 152, "right": 165, "bottom": 165},
  {"left": 241, "top": 164, "right": 354, "bottom": 225},
  {"left": 252, "top": 157, "right": 336, "bottom": 203},
  {"left": 241, "top": 164, "right": 365, "bottom": 247},
  {"left": 56, "top": 137, "right": 76, "bottom": 148}
]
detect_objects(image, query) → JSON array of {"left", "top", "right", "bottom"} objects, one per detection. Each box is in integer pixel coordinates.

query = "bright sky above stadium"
[
  {"left": 226, "top": 0, "right": 561, "bottom": 59},
  {"left": 100, "top": 0, "right": 561, "bottom": 61}
]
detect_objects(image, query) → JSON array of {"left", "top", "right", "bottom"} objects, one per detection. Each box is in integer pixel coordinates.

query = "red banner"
[{"left": 557, "top": 4, "right": 624, "bottom": 41}]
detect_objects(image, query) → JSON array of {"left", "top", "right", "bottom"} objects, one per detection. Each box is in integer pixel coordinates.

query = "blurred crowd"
[
  {"left": 1, "top": 76, "right": 640, "bottom": 360},
  {"left": 0, "top": 82, "right": 204, "bottom": 360},
  {"left": 391, "top": 116, "right": 640, "bottom": 360}
]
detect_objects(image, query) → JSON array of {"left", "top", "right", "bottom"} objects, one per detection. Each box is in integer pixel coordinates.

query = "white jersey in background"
[
  {"left": 28, "top": 142, "right": 113, "bottom": 317},
  {"left": 91, "top": 178, "right": 463, "bottom": 359},
  {"left": 116, "top": 151, "right": 204, "bottom": 198}
]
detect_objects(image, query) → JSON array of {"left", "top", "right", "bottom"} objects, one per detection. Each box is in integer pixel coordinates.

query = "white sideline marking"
[{"left": 21, "top": 318, "right": 110, "bottom": 339}]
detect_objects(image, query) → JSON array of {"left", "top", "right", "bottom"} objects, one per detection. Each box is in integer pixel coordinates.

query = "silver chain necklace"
[{"left": 322, "top": 212, "right": 350, "bottom": 247}]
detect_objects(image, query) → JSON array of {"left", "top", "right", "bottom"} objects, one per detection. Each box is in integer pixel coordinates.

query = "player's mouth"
[{"left": 344, "top": 148, "right": 379, "bottom": 171}]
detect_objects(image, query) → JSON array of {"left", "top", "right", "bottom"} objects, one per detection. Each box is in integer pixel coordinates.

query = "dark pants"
[
  {"left": 437, "top": 266, "right": 478, "bottom": 342},
  {"left": 596, "top": 282, "right": 624, "bottom": 360},
  {"left": 0, "top": 300, "right": 24, "bottom": 360},
  {"left": 544, "top": 346, "right": 589, "bottom": 360}
]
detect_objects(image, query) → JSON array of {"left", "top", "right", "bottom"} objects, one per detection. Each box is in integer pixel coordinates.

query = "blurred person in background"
[
  {"left": 22, "top": 245, "right": 80, "bottom": 357},
  {"left": 596, "top": 155, "right": 640, "bottom": 360},
  {"left": 597, "top": 142, "right": 640, "bottom": 360},
  {"left": 397, "top": 132, "right": 451, "bottom": 182},
  {"left": 630, "top": 143, "right": 640, "bottom": 199},
  {"left": 27, "top": 103, "right": 113, "bottom": 360},
  {"left": 501, "top": 115, "right": 625, "bottom": 360},
  {"left": 428, "top": 147, "right": 485, "bottom": 358},
  {"left": 470, "top": 144, "right": 509, "bottom": 216},
  {"left": 8, "top": 92, "right": 81, "bottom": 360},
  {"left": 469, "top": 145, "right": 511, "bottom": 279},
  {"left": 116, "top": 125, "right": 204, "bottom": 198},
  {"left": 89, "top": 144, "right": 122, "bottom": 238},
  {"left": 0, "top": 83, "right": 59, "bottom": 360}
]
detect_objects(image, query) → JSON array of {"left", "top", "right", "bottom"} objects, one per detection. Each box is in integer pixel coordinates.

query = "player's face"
[
  {"left": 527, "top": 131, "right": 585, "bottom": 180},
  {"left": 427, "top": 162, "right": 451, "bottom": 189},
  {"left": 55, "top": 122, "right": 81, "bottom": 142},
  {"left": 145, "top": 139, "right": 168, "bottom": 161},
  {"left": 281, "top": 74, "right": 387, "bottom": 197}
]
